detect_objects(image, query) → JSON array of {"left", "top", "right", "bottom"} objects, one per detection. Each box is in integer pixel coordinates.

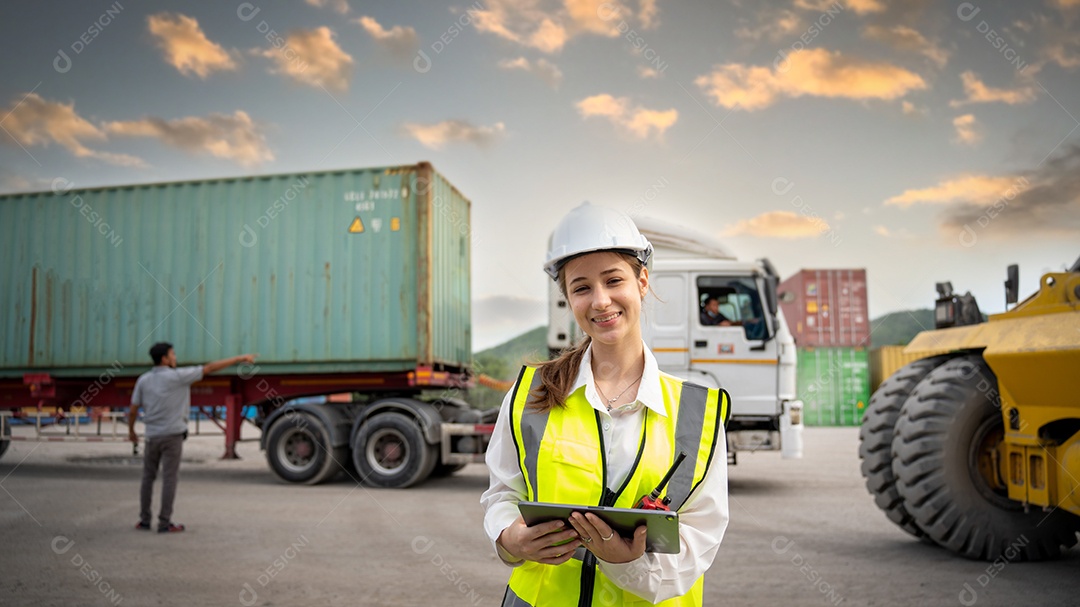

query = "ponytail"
[{"left": 528, "top": 335, "right": 592, "bottom": 412}]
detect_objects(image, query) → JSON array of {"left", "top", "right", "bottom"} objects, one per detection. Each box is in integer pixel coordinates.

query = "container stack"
[{"left": 780, "top": 269, "right": 871, "bottom": 426}]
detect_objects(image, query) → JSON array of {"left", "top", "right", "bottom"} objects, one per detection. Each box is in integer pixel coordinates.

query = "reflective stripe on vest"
[{"left": 504, "top": 365, "right": 730, "bottom": 607}]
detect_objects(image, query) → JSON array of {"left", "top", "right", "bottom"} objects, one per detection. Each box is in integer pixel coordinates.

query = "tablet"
[{"left": 518, "top": 501, "right": 681, "bottom": 554}]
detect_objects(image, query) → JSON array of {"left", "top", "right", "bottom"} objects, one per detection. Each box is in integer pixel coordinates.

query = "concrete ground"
[{"left": 1, "top": 426, "right": 1077, "bottom": 607}]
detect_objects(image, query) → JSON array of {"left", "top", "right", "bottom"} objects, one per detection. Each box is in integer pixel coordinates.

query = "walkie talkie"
[{"left": 635, "top": 451, "right": 687, "bottom": 511}]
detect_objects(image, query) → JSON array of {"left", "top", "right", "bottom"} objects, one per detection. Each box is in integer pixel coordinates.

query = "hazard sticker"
[{"left": 348, "top": 217, "right": 364, "bottom": 233}]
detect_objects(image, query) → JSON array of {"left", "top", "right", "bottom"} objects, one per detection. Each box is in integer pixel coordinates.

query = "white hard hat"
[{"left": 544, "top": 202, "right": 653, "bottom": 281}]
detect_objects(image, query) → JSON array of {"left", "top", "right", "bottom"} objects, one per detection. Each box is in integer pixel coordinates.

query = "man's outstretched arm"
[{"left": 203, "top": 354, "right": 257, "bottom": 376}]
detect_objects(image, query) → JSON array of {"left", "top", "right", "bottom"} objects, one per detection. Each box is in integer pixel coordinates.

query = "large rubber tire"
[
  {"left": 352, "top": 412, "right": 437, "bottom": 488},
  {"left": 265, "top": 413, "right": 347, "bottom": 485},
  {"left": 893, "top": 356, "right": 1080, "bottom": 561},
  {"left": 859, "top": 356, "right": 949, "bottom": 539}
]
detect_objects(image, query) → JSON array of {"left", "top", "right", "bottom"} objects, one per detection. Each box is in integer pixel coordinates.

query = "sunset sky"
[{"left": 2, "top": 0, "right": 1078, "bottom": 350}]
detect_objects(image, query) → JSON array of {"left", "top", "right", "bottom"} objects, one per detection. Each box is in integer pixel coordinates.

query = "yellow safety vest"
[{"left": 503, "top": 365, "right": 730, "bottom": 607}]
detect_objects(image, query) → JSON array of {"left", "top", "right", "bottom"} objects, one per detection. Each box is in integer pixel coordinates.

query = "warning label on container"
[{"left": 348, "top": 217, "right": 364, "bottom": 233}]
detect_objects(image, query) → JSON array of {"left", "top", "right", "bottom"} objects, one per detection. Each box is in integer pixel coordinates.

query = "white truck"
[{"left": 548, "top": 215, "right": 804, "bottom": 462}]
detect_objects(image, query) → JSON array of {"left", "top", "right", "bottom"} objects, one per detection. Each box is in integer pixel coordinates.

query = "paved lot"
[{"left": 1, "top": 426, "right": 1077, "bottom": 606}]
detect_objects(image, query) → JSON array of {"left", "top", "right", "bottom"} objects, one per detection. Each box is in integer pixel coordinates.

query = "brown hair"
[{"left": 527, "top": 252, "right": 645, "bottom": 412}]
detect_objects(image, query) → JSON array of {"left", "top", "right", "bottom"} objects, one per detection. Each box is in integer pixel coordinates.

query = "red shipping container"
[{"left": 779, "top": 269, "right": 870, "bottom": 347}]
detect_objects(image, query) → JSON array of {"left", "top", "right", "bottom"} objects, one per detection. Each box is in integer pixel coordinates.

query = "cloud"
[
  {"left": 498, "top": 56, "right": 563, "bottom": 88},
  {"left": 695, "top": 48, "right": 927, "bottom": 111},
  {"left": 724, "top": 211, "right": 830, "bottom": 238},
  {"left": 306, "top": 0, "right": 350, "bottom": 13},
  {"left": 256, "top": 27, "right": 353, "bottom": 92},
  {"left": 356, "top": 16, "right": 419, "bottom": 62},
  {"left": 949, "top": 71, "right": 1036, "bottom": 107},
  {"left": 637, "top": 65, "right": 660, "bottom": 78},
  {"left": 565, "top": 0, "right": 626, "bottom": 36},
  {"left": 105, "top": 110, "right": 273, "bottom": 167},
  {"left": 795, "top": 0, "right": 883, "bottom": 14},
  {"left": 873, "top": 225, "right": 890, "bottom": 237},
  {"left": 473, "top": 0, "right": 652, "bottom": 53},
  {"left": 401, "top": 120, "right": 506, "bottom": 150},
  {"left": 951, "top": 114, "right": 981, "bottom": 146},
  {"left": 793, "top": 0, "right": 836, "bottom": 9},
  {"left": 844, "top": 0, "right": 885, "bottom": 14},
  {"left": 0, "top": 172, "right": 34, "bottom": 193},
  {"left": 735, "top": 9, "right": 802, "bottom": 42},
  {"left": 901, "top": 100, "right": 926, "bottom": 116},
  {"left": 473, "top": 1, "right": 571, "bottom": 53},
  {"left": 935, "top": 146, "right": 1080, "bottom": 237},
  {"left": 0, "top": 93, "right": 144, "bottom": 167},
  {"left": 147, "top": 13, "right": 239, "bottom": 79},
  {"left": 885, "top": 174, "right": 1022, "bottom": 207},
  {"left": 863, "top": 25, "right": 948, "bottom": 68},
  {"left": 575, "top": 94, "right": 677, "bottom": 139},
  {"left": 1030, "top": 13, "right": 1080, "bottom": 72},
  {"left": 639, "top": 0, "right": 659, "bottom": 28}
]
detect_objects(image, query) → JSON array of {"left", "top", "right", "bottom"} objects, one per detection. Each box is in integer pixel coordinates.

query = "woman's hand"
[
  {"left": 568, "top": 512, "right": 647, "bottom": 564},
  {"left": 498, "top": 516, "right": 582, "bottom": 565}
]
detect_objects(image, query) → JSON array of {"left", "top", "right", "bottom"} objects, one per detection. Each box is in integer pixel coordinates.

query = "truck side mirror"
[
  {"left": 1004, "top": 264, "right": 1019, "bottom": 307},
  {"left": 765, "top": 275, "right": 779, "bottom": 316}
]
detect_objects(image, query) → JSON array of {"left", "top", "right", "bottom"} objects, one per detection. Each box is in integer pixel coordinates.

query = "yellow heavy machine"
[{"left": 859, "top": 258, "right": 1080, "bottom": 560}]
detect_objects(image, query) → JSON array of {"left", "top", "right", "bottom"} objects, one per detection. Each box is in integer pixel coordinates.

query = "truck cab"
[{"left": 548, "top": 216, "right": 803, "bottom": 461}]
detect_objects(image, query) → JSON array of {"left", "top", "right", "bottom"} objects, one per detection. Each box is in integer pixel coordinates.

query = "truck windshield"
[{"left": 697, "top": 276, "right": 768, "bottom": 340}]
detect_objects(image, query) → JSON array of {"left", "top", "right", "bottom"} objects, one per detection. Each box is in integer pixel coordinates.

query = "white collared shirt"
[{"left": 480, "top": 341, "right": 730, "bottom": 603}]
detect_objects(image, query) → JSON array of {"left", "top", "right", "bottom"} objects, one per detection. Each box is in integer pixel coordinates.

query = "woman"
[{"left": 481, "top": 202, "right": 731, "bottom": 607}]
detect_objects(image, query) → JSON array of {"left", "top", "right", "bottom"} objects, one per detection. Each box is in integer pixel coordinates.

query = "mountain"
[
  {"left": 476, "top": 325, "right": 548, "bottom": 363},
  {"left": 868, "top": 309, "right": 935, "bottom": 348},
  {"left": 469, "top": 325, "right": 549, "bottom": 409}
]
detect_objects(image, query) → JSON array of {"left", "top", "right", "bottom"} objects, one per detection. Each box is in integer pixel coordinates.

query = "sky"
[{"left": 1, "top": 0, "right": 1078, "bottom": 351}]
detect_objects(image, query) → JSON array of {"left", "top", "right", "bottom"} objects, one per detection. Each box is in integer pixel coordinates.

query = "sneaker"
[
  {"left": 135, "top": 521, "right": 151, "bottom": 531},
  {"left": 158, "top": 522, "right": 186, "bottom": 533}
]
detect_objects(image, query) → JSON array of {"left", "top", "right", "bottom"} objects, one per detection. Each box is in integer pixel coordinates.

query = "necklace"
[{"left": 595, "top": 374, "right": 643, "bottom": 407}]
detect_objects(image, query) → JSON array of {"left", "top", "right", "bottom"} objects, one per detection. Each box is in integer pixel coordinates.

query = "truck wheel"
[
  {"left": 265, "top": 413, "right": 346, "bottom": 485},
  {"left": 892, "top": 356, "right": 1080, "bottom": 560},
  {"left": 858, "top": 355, "right": 949, "bottom": 539},
  {"left": 352, "top": 412, "right": 437, "bottom": 488}
]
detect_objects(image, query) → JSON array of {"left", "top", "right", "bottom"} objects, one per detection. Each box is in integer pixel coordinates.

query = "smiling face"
[{"left": 561, "top": 251, "right": 648, "bottom": 348}]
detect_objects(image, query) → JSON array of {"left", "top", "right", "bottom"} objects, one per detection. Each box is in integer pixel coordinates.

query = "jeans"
[{"left": 140, "top": 432, "right": 185, "bottom": 527}]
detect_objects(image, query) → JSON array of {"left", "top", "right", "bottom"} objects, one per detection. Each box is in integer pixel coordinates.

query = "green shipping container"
[
  {"left": 0, "top": 162, "right": 471, "bottom": 377},
  {"left": 796, "top": 347, "right": 870, "bottom": 426}
]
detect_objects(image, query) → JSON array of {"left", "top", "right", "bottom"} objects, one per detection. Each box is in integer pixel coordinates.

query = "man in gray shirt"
[{"left": 129, "top": 342, "right": 256, "bottom": 533}]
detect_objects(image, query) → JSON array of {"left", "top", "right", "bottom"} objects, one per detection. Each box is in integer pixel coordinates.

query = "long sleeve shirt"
[{"left": 480, "top": 342, "right": 730, "bottom": 603}]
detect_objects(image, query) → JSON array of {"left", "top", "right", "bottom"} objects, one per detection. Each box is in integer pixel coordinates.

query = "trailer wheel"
[
  {"left": 352, "top": 412, "right": 437, "bottom": 488},
  {"left": 858, "top": 355, "right": 949, "bottom": 540},
  {"left": 265, "top": 413, "right": 346, "bottom": 485},
  {"left": 892, "top": 356, "right": 1080, "bottom": 561}
]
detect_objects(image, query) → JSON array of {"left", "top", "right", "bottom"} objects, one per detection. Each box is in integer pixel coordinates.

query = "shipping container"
[
  {"left": 0, "top": 162, "right": 471, "bottom": 377},
  {"left": 869, "top": 345, "right": 952, "bottom": 392},
  {"left": 796, "top": 347, "right": 870, "bottom": 426},
  {"left": 779, "top": 269, "right": 870, "bottom": 348}
]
